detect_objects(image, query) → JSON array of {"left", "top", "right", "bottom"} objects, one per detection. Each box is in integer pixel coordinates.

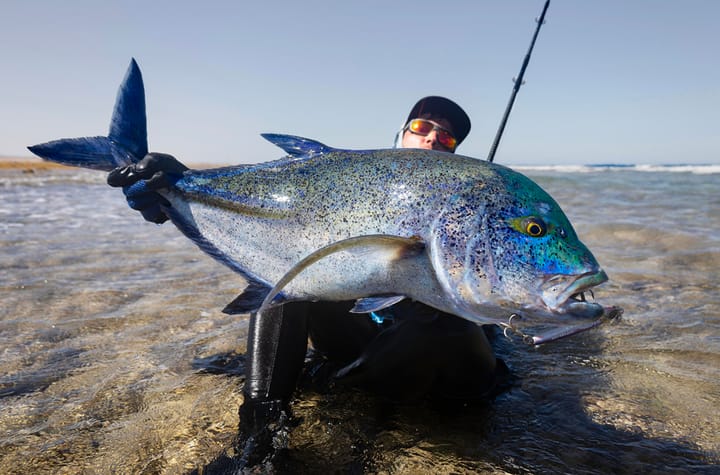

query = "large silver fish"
[{"left": 29, "top": 60, "right": 619, "bottom": 345}]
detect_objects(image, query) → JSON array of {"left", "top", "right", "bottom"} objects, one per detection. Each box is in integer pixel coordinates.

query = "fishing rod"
[{"left": 487, "top": 0, "right": 551, "bottom": 163}]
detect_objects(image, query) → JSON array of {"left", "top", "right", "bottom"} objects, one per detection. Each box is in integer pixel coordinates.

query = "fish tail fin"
[{"left": 28, "top": 58, "right": 149, "bottom": 171}]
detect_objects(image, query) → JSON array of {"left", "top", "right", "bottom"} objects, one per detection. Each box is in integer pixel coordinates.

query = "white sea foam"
[{"left": 513, "top": 164, "right": 720, "bottom": 174}]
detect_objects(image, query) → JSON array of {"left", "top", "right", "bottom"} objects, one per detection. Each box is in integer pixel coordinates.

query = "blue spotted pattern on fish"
[{"left": 29, "top": 60, "right": 617, "bottom": 344}]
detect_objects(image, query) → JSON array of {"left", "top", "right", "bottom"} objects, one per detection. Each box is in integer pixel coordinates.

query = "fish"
[{"left": 29, "top": 59, "right": 620, "bottom": 345}]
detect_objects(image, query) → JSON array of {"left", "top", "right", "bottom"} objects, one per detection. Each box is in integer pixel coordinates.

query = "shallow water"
[{"left": 1, "top": 166, "right": 718, "bottom": 474}]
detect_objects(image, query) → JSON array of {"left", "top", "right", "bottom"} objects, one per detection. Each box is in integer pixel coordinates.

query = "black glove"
[{"left": 107, "top": 153, "right": 188, "bottom": 224}]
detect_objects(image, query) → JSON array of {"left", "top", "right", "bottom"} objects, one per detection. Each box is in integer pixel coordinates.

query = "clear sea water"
[{"left": 1, "top": 164, "right": 718, "bottom": 474}]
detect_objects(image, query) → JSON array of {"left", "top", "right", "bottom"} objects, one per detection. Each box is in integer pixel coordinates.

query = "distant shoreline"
[
  {"left": 0, "top": 157, "right": 70, "bottom": 171},
  {"left": 3, "top": 156, "right": 717, "bottom": 175},
  {"left": 0, "top": 157, "right": 226, "bottom": 172}
]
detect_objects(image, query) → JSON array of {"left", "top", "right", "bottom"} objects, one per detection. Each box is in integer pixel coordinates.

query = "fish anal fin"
[{"left": 222, "top": 279, "right": 273, "bottom": 315}]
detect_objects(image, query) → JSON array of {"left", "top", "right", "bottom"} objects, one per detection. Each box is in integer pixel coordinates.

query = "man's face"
[{"left": 401, "top": 115, "right": 456, "bottom": 152}]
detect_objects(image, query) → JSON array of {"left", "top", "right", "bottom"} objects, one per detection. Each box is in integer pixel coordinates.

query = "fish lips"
[{"left": 540, "top": 270, "right": 608, "bottom": 319}]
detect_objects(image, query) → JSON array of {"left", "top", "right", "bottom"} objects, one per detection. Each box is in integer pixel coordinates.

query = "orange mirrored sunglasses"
[{"left": 404, "top": 118, "right": 457, "bottom": 151}]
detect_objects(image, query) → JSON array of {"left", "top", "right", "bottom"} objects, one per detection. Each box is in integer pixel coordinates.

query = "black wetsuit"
[
  {"left": 107, "top": 154, "right": 505, "bottom": 464},
  {"left": 245, "top": 301, "right": 500, "bottom": 402}
]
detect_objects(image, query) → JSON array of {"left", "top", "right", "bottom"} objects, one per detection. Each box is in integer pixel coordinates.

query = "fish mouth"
[
  {"left": 496, "top": 270, "right": 615, "bottom": 346},
  {"left": 541, "top": 270, "right": 608, "bottom": 319}
]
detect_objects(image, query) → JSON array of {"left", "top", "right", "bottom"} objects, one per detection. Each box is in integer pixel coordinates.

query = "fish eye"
[
  {"left": 508, "top": 216, "right": 549, "bottom": 237},
  {"left": 524, "top": 218, "right": 546, "bottom": 237}
]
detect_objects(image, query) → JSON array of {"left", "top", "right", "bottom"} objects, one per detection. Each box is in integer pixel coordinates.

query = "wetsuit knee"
[
  {"left": 332, "top": 309, "right": 500, "bottom": 401},
  {"left": 306, "top": 301, "right": 384, "bottom": 365}
]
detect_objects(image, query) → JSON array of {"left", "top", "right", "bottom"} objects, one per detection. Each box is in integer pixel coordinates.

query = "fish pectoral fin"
[
  {"left": 344, "top": 234, "right": 426, "bottom": 259},
  {"left": 222, "top": 279, "right": 273, "bottom": 315},
  {"left": 256, "top": 234, "right": 426, "bottom": 316},
  {"left": 351, "top": 295, "right": 406, "bottom": 314}
]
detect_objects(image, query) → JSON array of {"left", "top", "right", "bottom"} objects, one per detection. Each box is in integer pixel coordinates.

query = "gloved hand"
[{"left": 107, "top": 153, "right": 188, "bottom": 224}]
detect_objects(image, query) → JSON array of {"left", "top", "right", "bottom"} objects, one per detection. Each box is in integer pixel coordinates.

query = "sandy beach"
[
  {"left": 0, "top": 157, "right": 70, "bottom": 171},
  {"left": 0, "top": 157, "right": 224, "bottom": 172}
]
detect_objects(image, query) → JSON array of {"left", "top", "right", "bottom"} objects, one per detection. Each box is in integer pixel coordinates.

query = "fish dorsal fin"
[
  {"left": 256, "top": 234, "right": 426, "bottom": 316},
  {"left": 261, "top": 133, "right": 334, "bottom": 158},
  {"left": 351, "top": 295, "right": 406, "bottom": 314},
  {"left": 109, "top": 58, "right": 148, "bottom": 160}
]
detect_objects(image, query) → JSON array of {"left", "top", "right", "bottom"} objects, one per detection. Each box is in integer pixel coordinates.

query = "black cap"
[{"left": 406, "top": 96, "right": 471, "bottom": 146}]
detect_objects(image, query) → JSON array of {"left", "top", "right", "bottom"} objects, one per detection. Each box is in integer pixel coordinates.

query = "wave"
[{"left": 513, "top": 164, "right": 720, "bottom": 175}]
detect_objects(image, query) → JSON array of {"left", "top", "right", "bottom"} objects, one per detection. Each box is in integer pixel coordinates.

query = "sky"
[{"left": 1, "top": 0, "right": 718, "bottom": 165}]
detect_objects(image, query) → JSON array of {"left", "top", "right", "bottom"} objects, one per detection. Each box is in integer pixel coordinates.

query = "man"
[
  {"left": 394, "top": 95, "right": 471, "bottom": 152},
  {"left": 298, "top": 97, "right": 497, "bottom": 401},
  {"left": 108, "top": 96, "right": 505, "bottom": 466}
]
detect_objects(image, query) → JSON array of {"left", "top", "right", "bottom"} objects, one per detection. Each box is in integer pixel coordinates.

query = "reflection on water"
[{"left": 1, "top": 167, "right": 718, "bottom": 473}]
